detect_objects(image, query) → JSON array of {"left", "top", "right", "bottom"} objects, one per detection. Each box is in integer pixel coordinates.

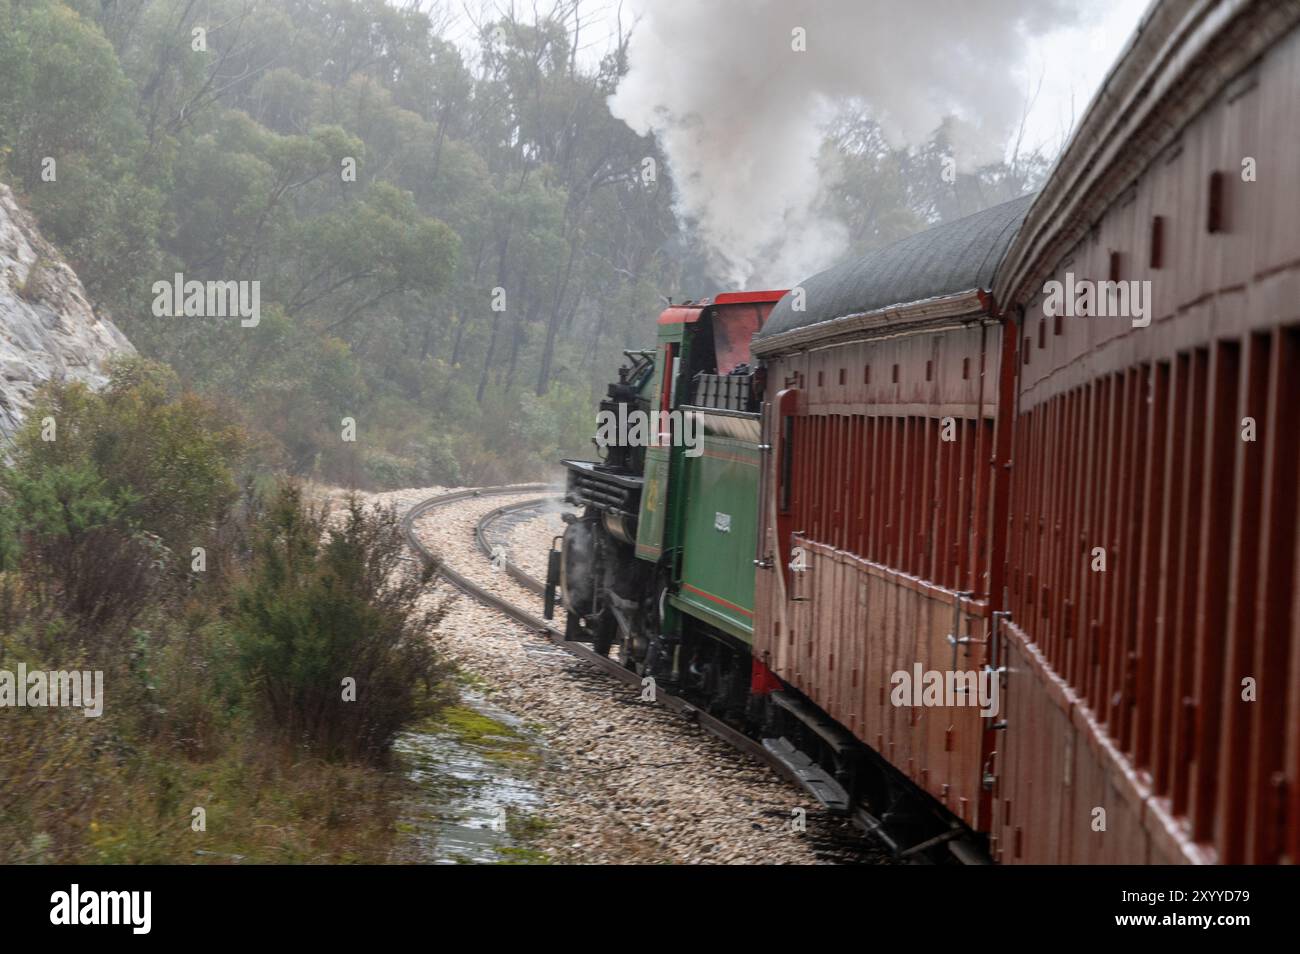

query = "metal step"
[
  {"left": 762, "top": 737, "right": 851, "bottom": 814},
  {"left": 769, "top": 691, "right": 859, "bottom": 758}
]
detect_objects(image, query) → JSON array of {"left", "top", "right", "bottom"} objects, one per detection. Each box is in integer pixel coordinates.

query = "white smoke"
[{"left": 608, "top": 0, "right": 1084, "bottom": 287}]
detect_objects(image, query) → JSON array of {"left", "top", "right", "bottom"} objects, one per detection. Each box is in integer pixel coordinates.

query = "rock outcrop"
[{"left": 0, "top": 182, "right": 134, "bottom": 436}]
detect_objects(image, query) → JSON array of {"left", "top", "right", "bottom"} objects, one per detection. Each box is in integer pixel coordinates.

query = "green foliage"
[
  {"left": 0, "top": 369, "right": 454, "bottom": 863},
  {"left": 2, "top": 461, "right": 124, "bottom": 540},
  {"left": 229, "top": 483, "right": 452, "bottom": 762},
  {"left": 9, "top": 358, "right": 246, "bottom": 550},
  {"left": 0, "top": 0, "right": 1052, "bottom": 493},
  {"left": 507, "top": 381, "right": 595, "bottom": 474},
  {"left": 0, "top": 0, "right": 685, "bottom": 488}
]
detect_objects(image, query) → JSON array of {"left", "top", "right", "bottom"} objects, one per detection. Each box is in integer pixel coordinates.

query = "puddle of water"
[{"left": 390, "top": 692, "right": 546, "bottom": 864}]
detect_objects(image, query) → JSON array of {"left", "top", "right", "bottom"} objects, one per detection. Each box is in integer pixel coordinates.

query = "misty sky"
[
  {"left": 442, "top": 0, "right": 1149, "bottom": 160},
  {"left": 433, "top": 0, "right": 1152, "bottom": 287}
]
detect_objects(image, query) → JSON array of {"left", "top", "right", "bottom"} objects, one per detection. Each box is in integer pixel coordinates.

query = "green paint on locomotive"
[
  {"left": 673, "top": 427, "right": 759, "bottom": 642},
  {"left": 633, "top": 317, "right": 758, "bottom": 644}
]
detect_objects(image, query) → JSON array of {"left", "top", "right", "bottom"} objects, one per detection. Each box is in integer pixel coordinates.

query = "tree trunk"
[
  {"left": 536, "top": 231, "right": 580, "bottom": 395},
  {"left": 476, "top": 229, "right": 513, "bottom": 404}
]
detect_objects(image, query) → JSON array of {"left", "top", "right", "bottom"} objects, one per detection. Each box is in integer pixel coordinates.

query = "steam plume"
[{"left": 609, "top": 0, "right": 1082, "bottom": 287}]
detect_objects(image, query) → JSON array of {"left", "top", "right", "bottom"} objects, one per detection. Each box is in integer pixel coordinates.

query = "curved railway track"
[{"left": 401, "top": 484, "right": 910, "bottom": 860}]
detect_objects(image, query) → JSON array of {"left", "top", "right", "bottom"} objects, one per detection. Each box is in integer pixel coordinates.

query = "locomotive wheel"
[{"left": 559, "top": 519, "right": 596, "bottom": 620}]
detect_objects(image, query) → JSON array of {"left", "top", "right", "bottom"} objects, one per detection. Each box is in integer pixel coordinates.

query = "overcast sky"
[
  {"left": 1013, "top": 0, "right": 1151, "bottom": 155},
  {"left": 437, "top": 0, "right": 1150, "bottom": 161}
]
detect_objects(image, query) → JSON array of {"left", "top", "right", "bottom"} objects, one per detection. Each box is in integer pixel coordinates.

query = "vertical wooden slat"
[
  {"left": 1054, "top": 390, "right": 1080, "bottom": 669},
  {"left": 909, "top": 418, "right": 920, "bottom": 574},
  {"left": 820, "top": 416, "right": 830, "bottom": 542},
  {"left": 842, "top": 415, "right": 852, "bottom": 554},
  {"left": 1110, "top": 367, "right": 1143, "bottom": 739},
  {"left": 1100, "top": 370, "right": 1130, "bottom": 718},
  {"left": 821, "top": 416, "right": 831, "bottom": 544},
  {"left": 1026, "top": 403, "right": 1047, "bottom": 637},
  {"left": 935, "top": 417, "right": 953, "bottom": 586},
  {"left": 1190, "top": 342, "right": 1239, "bottom": 840},
  {"left": 924, "top": 414, "right": 934, "bottom": 578},
  {"left": 827, "top": 415, "right": 838, "bottom": 550},
  {"left": 955, "top": 417, "right": 971, "bottom": 592},
  {"left": 1090, "top": 375, "right": 1119, "bottom": 709},
  {"left": 912, "top": 417, "right": 927, "bottom": 575},
  {"left": 1005, "top": 410, "right": 1022, "bottom": 614},
  {"left": 966, "top": 417, "right": 981, "bottom": 593},
  {"left": 859, "top": 414, "right": 869, "bottom": 556},
  {"left": 868, "top": 414, "right": 881, "bottom": 561},
  {"left": 851, "top": 414, "right": 861, "bottom": 556},
  {"left": 887, "top": 416, "right": 900, "bottom": 567},
  {"left": 1074, "top": 380, "right": 1102, "bottom": 689},
  {"left": 1170, "top": 348, "right": 1209, "bottom": 817},
  {"left": 1054, "top": 391, "right": 1074, "bottom": 667},
  {"left": 1153, "top": 352, "right": 1191, "bottom": 795},
  {"left": 1134, "top": 361, "right": 1170, "bottom": 770},
  {"left": 886, "top": 416, "right": 900, "bottom": 566},
  {"left": 819, "top": 415, "right": 827, "bottom": 543},
  {"left": 1022, "top": 406, "right": 1042, "bottom": 623},
  {"left": 1215, "top": 334, "right": 1268, "bottom": 861},
  {"left": 1063, "top": 388, "right": 1083, "bottom": 672},
  {"left": 802, "top": 409, "right": 812, "bottom": 537},
  {"left": 977, "top": 417, "right": 994, "bottom": 596},
  {"left": 807, "top": 415, "right": 818, "bottom": 540},
  {"left": 1040, "top": 394, "right": 1063, "bottom": 664},
  {"left": 835, "top": 415, "right": 843, "bottom": 549},
  {"left": 1119, "top": 365, "right": 1150, "bottom": 750},
  {"left": 1246, "top": 328, "right": 1299, "bottom": 863}
]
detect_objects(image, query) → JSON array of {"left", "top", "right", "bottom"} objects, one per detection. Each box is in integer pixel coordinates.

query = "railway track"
[{"left": 400, "top": 484, "right": 912, "bottom": 861}]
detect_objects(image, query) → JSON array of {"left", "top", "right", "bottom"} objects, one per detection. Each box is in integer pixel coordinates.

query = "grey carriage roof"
[{"left": 755, "top": 192, "right": 1036, "bottom": 341}]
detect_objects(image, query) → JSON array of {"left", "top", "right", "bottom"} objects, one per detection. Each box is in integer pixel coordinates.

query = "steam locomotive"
[{"left": 547, "top": 0, "right": 1300, "bottom": 864}]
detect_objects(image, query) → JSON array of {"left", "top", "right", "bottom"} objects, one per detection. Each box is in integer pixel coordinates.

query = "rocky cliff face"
[{"left": 0, "top": 182, "right": 134, "bottom": 435}]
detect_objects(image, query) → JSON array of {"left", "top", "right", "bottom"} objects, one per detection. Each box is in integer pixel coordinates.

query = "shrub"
[
  {"left": 229, "top": 483, "right": 452, "bottom": 762},
  {"left": 0, "top": 359, "right": 247, "bottom": 648},
  {"left": 420, "top": 433, "right": 463, "bottom": 486},
  {"left": 8, "top": 358, "right": 247, "bottom": 554}
]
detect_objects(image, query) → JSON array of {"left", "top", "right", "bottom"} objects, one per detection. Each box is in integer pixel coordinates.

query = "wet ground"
[{"left": 389, "top": 691, "right": 549, "bottom": 864}]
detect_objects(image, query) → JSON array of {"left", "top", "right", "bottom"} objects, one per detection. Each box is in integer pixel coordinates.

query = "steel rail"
[
  {"left": 402, "top": 486, "right": 788, "bottom": 771},
  {"left": 402, "top": 484, "right": 922, "bottom": 862},
  {"left": 473, "top": 496, "right": 552, "bottom": 597}
]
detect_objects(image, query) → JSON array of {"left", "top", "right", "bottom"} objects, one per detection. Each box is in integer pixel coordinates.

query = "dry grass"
[{"left": 0, "top": 702, "right": 404, "bottom": 864}]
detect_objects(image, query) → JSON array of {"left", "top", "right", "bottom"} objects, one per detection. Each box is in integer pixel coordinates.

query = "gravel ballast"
[{"left": 371, "top": 485, "right": 888, "bottom": 865}]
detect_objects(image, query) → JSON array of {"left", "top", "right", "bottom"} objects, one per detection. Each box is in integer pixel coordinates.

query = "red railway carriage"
[
  {"left": 749, "top": 0, "right": 1300, "bottom": 864},
  {"left": 751, "top": 196, "right": 1030, "bottom": 835},
  {"left": 990, "top": 0, "right": 1300, "bottom": 864}
]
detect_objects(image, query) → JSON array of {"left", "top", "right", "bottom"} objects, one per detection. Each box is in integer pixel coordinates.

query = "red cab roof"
[
  {"left": 713, "top": 289, "right": 788, "bottom": 305},
  {"left": 657, "top": 289, "right": 789, "bottom": 324}
]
